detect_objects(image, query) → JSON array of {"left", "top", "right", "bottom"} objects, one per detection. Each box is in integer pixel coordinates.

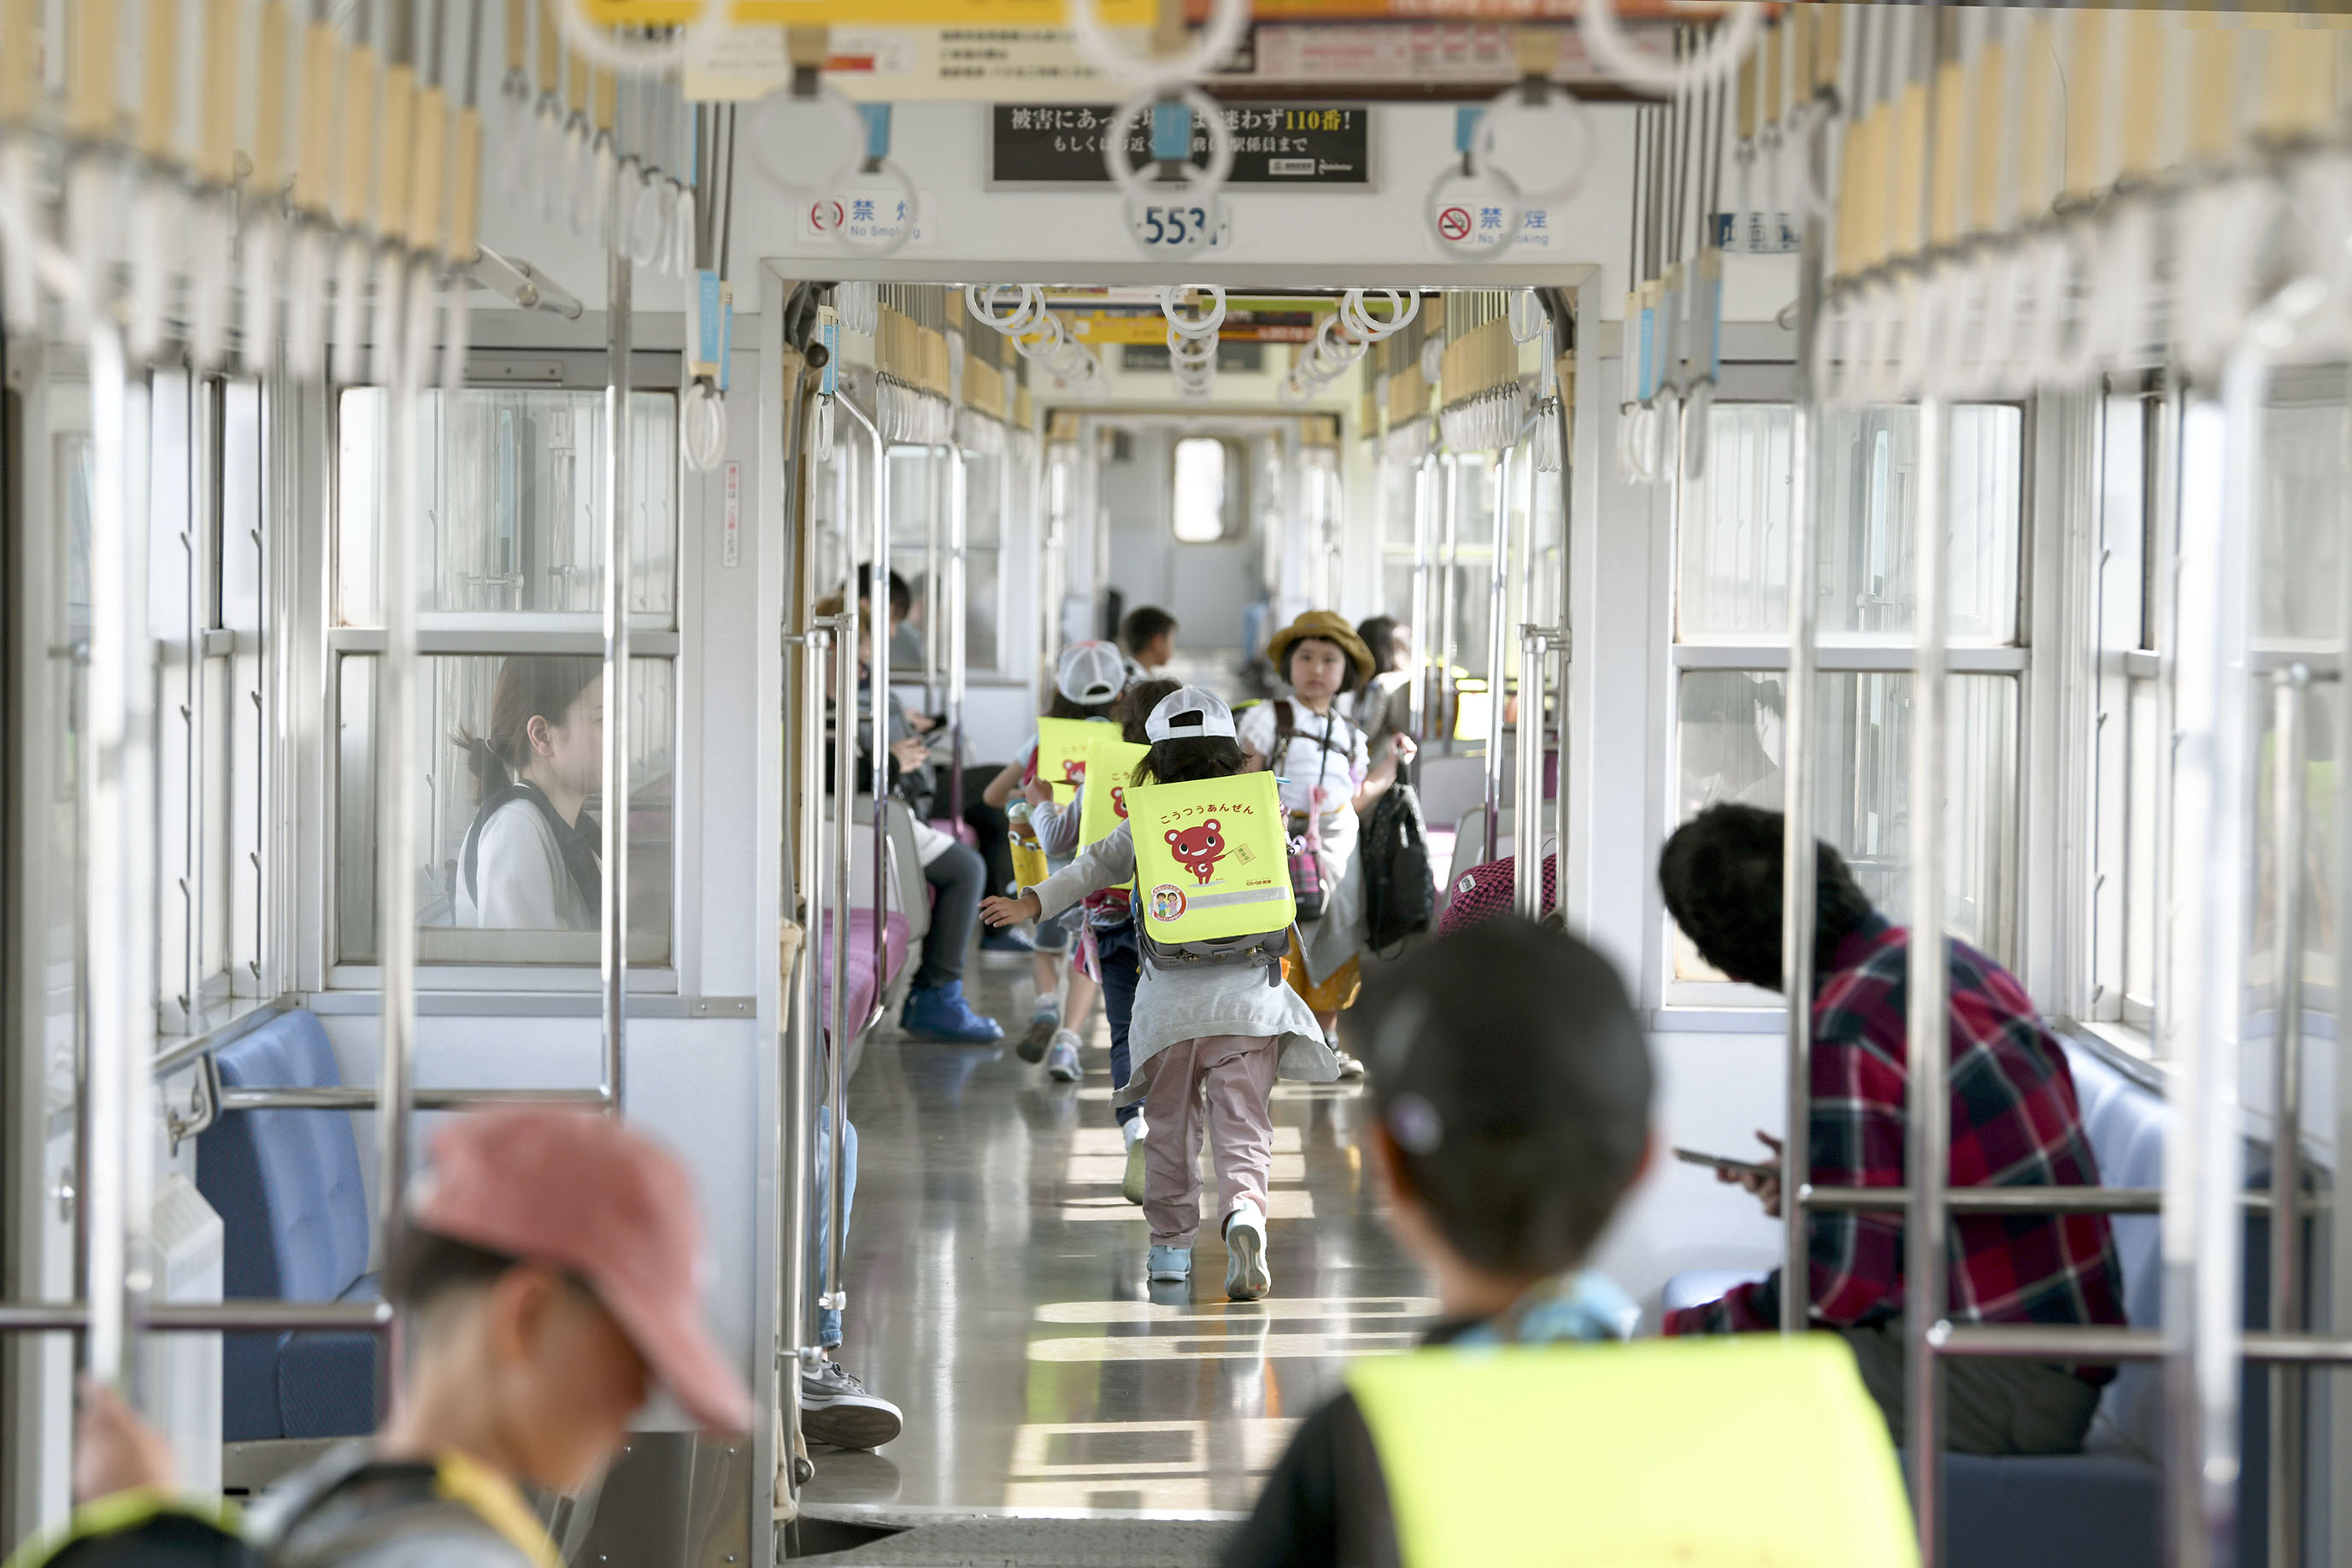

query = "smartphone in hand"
[{"left": 1673, "top": 1146, "right": 1777, "bottom": 1180}]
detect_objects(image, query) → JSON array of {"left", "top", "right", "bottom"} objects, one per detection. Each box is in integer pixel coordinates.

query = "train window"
[
  {"left": 1669, "top": 401, "right": 2027, "bottom": 995},
  {"left": 331, "top": 385, "right": 681, "bottom": 975},
  {"left": 336, "top": 389, "right": 679, "bottom": 623},
  {"left": 333, "top": 655, "right": 673, "bottom": 968},
  {"left": 1171, "top": 435, "right": 1244, "bottom": 543},
  {"left": 883, "top": 446, "right": 1006, "bottom": 677},
  {"left": 151, "top": 373, "right": 270, "bottom": 1031}
]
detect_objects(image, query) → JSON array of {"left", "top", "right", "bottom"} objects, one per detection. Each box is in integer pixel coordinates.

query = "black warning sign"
[{"left": 989, "top": 103, "right": 1371, "bottom": 187}]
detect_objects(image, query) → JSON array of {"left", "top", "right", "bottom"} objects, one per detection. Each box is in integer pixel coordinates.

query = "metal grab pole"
[
  {"left": 948, "top": 444, "right": 968, "bottom": 821},
  {"left": 1438, "top": 451, "right": 1461, "bottom": 755},
  {"left": 2268, "top": 662, "right": 2313, "bottom": 1568},
  {"left": 1408, "top": 455, "right": 1434, "bottom": 762},
  {"left": 1481, "top": 446, "right": 1514, "bottom": 864},
  {"left": 600, "top": 187, "right": 632, "bottom": 1112},
  {"left": 924, "top": 448, "right": 944, "bottom": 714},
  {"left": 84, "top": 320, "right": 152, "bottom": 1388},
  {"left": 1779, "top": 103, "right": 1828, "bottom": 1338},
  {"left": 824, "top": 612, "right": 857, "bottom": 1316},
  {"left": 1514, "top": 625, "right": 1555, "bottom": 919},
  {"left": 782, "top": 617, "right": 835, "bottom": 1452},
  {"left": 1905, "top": 396, "right": 1950, "bottom": 1567},
  {"left": 832, "top": 389, "right": 891, "bottom": 1012}
]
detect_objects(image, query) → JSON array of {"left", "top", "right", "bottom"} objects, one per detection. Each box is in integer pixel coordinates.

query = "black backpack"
[{"left": 1361, "top": 781, "right": 1436, "bottom": 952}]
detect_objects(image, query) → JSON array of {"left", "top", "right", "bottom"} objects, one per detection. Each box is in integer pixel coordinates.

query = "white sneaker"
[
  {"left": 798, "top": 1360, "right": 903, "bottom": 1450},
  {"left": 1332, "top": 1043, "right": 1367, "bottom": 1080},
  {"left": 1121, "top": 1117, "right": 1148, "bottom": 1206},
  {"left": 1223, "top": 1199, "right": 1271, "bottom": 1301},
  {"left": 1148, "top": 1244, "right": 1191, "bottom": 1281},
  {"left": 1044, "top": 1028, "right": 1083, "bottom": 1082}
]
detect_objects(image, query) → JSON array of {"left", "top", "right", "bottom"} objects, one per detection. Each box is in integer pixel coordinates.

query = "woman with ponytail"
[{"left": 454, "top": 656, "right": 606, "bottom": 931}]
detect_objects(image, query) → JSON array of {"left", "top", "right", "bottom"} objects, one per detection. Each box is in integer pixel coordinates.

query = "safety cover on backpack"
[
  {"left": 1361, "top": 781, "right": 1436, "bottom": 951},
  {"left": 1126, "top": 772, "right": 1294, "bottom": 972},
  {"left": 1077, "top": 736, "right": 1152, "bottom": 849},
  {"left": 1035, "top": 716, "right": 1114, "bottom": 802}
]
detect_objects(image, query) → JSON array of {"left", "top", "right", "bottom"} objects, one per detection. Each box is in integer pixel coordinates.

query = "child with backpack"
[
  {"left": 981, "top": 687, "right": 1336, "bottom": 1301},
  {"left": 981, "top": 641, "right": 1128, "bottom": 1080},
  {"left": 1026, "top": 677, "right": 1180, "bottom": 1202}
]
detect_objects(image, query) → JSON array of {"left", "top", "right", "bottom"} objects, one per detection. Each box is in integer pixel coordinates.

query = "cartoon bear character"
[
  {"left": 1109, "top": 784, "right": 1128, "bottom": 821},
  {"left": 1166, "top": 819, "right": 1226, "bottom": 886},
  {"left": 1061, "top": 758, "right": 1087, "bottom": 787}
]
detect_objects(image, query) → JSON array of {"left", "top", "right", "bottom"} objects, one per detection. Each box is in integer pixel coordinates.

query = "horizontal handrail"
[
  {"left": 0, "top": 1301, "right": 394, "bottom": 1333},
  {"left": 150, "top": 995, "right": 297, "bottom": 1078},
  {"left": 1931, "top": 1324, "right": 2352, "bottom": 1367},
  {"left": 1802, "top": 1185, "right": 2318, "bottom": 1216},
  {"left": 218, "top": 1086, "right": 610, "bottom": 1111}
]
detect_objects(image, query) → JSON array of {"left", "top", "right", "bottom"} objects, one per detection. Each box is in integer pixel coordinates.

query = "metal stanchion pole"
[
  {"left": 2269, "top": 663, "right": 2312, "bottom": 1568},
  {"left": 948, "top": 444, "right": 967, "bottom": 821},
  {"left": 1779, "top": 103, "right": 1828, "bottom": 1340},
  {"left": 1438, "top": 451, "right": 1461, "bottom": 756},
  {"left": 824, "top": 613, "right": 857, "bottom": 1318},
  {"left": 600, "top": 191, "right": 633, "bottom": 1112},
  {"left": 83, "top": 320, "right": 151, "bottom": 1388},
  {"left": 1906, "top": 396, "right": 1949, "bottom": 1566},
  {"left": 781, "top": 617, "right": 835, "bottom": 1473},
  {"left": 1481, "top": 446, "right": 1514, "bottom": 864},
  {"left": 1408, "top": 455, "right": 1434, "bottom": 765}
]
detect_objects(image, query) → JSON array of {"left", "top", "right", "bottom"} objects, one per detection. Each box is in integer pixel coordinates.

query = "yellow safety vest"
[
  {"left": 1035, "top": 716, "right": 1114, "bottom": 802},
  {"left": 1126, "top": 772, "right": 1294, "bottom": 943},
  {"left": 1347, "top": 1336, "right": 1918, "bottom": 1568},
  {"left": 1077, "top": 736, "right": 1152, "bottom": 849}
]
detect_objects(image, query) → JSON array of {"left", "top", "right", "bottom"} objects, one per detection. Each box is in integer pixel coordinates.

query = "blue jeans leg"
[
  {"left": 812, "top": 1108, "right": 858, "bottom": 1349},
  {"left": 1098, "top": 925, "right": 1142, "bottom": 1128}
]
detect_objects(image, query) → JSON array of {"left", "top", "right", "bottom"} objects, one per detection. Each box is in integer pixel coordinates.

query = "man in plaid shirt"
[{"left": 1655, "top": 805, "right": 2126, "bottom": 1456}]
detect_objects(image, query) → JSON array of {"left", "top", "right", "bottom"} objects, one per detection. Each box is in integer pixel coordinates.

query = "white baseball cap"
[
  {"left": 1055, "top": 641, "right": 1128, "bottom": 705},
  {"left": 1145, "top": 686, "right": 1238, "bottom": 743}
]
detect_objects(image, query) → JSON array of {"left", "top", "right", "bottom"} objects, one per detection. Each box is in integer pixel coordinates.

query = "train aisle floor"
[{"left": 797, "top": 948, "right": 1434, "bottom": 1529}]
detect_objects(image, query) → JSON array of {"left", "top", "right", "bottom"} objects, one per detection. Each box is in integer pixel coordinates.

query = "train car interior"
[{"left": 2, "top": 3, "right": 2350, "bottom": 1567}]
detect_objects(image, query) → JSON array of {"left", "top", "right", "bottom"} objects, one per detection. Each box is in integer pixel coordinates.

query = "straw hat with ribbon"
[{"left": 1265, "top": 610, "right": 1374, "bottom": 686}]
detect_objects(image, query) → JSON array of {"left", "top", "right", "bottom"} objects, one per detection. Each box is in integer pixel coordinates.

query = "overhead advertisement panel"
[{"left": 990, "top": 105, "right": 1370, "bottom": 188}]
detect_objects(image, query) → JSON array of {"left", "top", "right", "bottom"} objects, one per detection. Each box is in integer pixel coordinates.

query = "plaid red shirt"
[{"left": 1663, "top": 917, "right": 2127, "bottom": 1362}]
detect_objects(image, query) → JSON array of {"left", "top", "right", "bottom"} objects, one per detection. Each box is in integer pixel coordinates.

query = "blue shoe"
[
  {"left": 980, "top": 925, "right": 1036, "bottom": 954},
  {"left": 899, "top": 979, "right": 1005, "bottom": 1044},
  {"left": 1148, "top": 1245, "right": 1192, "bottom": 1282}
]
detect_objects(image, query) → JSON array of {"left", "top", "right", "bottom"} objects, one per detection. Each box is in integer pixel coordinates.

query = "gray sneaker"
[
  {"left": 799, "top": 1360, "right": 903, "bottom": 1450},
  {"left": 1044, "top": 1030, "right": 1083, "bottom": 1083},
  {"left": 1019, "top": 1006, "right": 1060, "bottom": 1063}
]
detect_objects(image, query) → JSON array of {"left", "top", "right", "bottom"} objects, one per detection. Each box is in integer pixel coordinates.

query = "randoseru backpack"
[{"left": 1361, "top": 781, "right": 1436, "bottom": 952}]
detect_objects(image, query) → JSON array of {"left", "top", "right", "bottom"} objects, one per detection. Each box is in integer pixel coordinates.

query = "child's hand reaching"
[
  {"left": 1021, "top": 776, "right": 1053, "bottom": 807},
  {"left": 981, "top": 891, "right": 1042, "bottom": 928}
]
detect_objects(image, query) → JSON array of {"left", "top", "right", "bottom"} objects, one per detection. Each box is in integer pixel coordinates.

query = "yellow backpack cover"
[
  {"left": 1126, "top": 772, "right": 1294, "bottom": 970},
  {"left": 1077, "top": 736, "right": 1152, "bottom": 849}
]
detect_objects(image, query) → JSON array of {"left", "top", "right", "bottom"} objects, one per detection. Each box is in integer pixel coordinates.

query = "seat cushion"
[
  {"left": 275, "top": 1330, "right": 382, "bottom": 1442},
  {"left": 817, "top": 910, "right": 914, "bottom": 1037},
  {"left": 1910, "top": 1452, "right": 2161, "bottom": 1568}
]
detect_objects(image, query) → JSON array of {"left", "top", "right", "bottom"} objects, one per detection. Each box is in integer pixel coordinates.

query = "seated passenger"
[
  {"left": 455, "top": 656, "right": 605, "bottom": 931},
  {"left": 1657, "top": 803, "right": 2127, "bottom": 1456},
  {"left": 1229, "top": 919, "right": 1914, "bottom": 1568},
  {"left": 30, "top": 1107, "right": 750, "bottom": 1568},
  {"left": 829, "top": 578, "right": 1003, "bottom": 1045},
  {"left": 1119, "top": 605, "right": 1179, "bottom": 680}
]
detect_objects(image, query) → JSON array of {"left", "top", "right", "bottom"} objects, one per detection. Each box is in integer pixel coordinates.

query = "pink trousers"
[{"left": 1139, "top": 1033, "right": 1281, "bottom": 1248}]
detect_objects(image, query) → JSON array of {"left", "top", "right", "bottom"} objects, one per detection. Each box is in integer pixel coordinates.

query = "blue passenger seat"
[
  {"left": 1661, "top": 1038, "right": 2278, "bottom": 1568},
  {"left": 195, "top": 1009, "right": 381, "bottom": 1442}
]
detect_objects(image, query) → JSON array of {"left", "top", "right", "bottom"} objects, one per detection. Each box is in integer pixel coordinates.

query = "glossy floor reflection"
[{"left": 801, "top": 949, "right": 1434, "bottom": 1524}]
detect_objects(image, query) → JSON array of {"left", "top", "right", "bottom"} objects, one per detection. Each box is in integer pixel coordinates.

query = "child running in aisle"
[
  {"left": 1028, "top": 677, "right": 1181, "bottom": 1199},
  {"left": 982, "top": 687, "right": 1336, "bottom": 1301},
  {"left": 984, "top": 641, "right": 1129, "bottom": 1078}
]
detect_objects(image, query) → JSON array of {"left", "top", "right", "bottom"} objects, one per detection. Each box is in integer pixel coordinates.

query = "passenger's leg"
[
  {"left": 1021, "top": 915, "right": 1072, "bottom": 1061},
  {"left": 1044, "top": 935, "right": 1101, "bottom": 1084},
  {"left": 1097, "top": 926, "right": 1142, "bottom": 1116},
  {"left": 1140, "top": 1040, "right": 1207, "bottom": 1252},
  {"left": 899, "top": 843, "right": 1004, "bottom": 1043},
  {"left": 1200, "top": 1035, "right": 1281, "bottom": 1224},
  {"left": 800, "top": 1112, "right": 904, "bottom": 1449},
  {"left": 1835, "top": 1323, "right": 2100, "bottom": 1455},
  {"left": 963, "top": 769, "right": 1015, "bottom": 892}
]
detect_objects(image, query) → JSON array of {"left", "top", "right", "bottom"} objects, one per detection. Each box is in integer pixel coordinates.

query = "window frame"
[
  {"left": 320, "top": 352, "right": 687, "bottom": 992},
  {"left": 1661, "top": 388, "right": 2034, "bottom": 1011}
]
